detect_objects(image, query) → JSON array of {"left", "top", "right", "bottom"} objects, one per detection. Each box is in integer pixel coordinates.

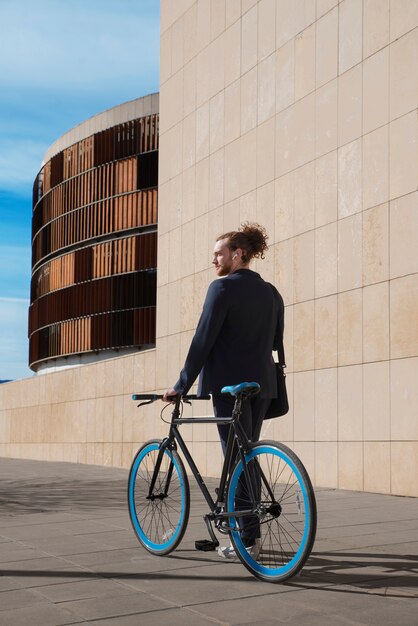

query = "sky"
[{"left": 0, "top": 0, "right": 160, "bottom": 380}]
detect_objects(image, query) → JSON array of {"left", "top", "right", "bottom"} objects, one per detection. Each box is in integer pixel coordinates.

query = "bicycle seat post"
[{"left": 232, "top": 394, "right": 243, "bottom": 421}]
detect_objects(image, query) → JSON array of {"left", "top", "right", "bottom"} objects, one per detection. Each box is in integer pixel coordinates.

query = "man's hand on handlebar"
[{"left": 162, "top": 388, "right": 178, "bottom": 402}]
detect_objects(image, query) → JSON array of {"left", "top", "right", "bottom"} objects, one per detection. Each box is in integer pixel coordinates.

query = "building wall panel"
[{"left": 152, "top": 0, "right": 418, "bottom": 496}]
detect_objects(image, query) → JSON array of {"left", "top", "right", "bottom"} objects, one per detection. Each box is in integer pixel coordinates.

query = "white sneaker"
[
  {"left": 217, "top": 538, "right": 261, "bottom": 560},
  {"left": 217, "top": 544, "right": 237, "bottom": 559}
]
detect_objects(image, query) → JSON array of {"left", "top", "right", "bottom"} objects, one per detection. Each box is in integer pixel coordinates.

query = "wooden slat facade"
[{"left": 29, "top": 113, "right": 159, "bottom": 370}]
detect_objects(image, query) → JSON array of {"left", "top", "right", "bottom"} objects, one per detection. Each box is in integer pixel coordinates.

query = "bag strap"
[
  {"left": 276, "top": 345, "right": 286, "bottom": 369},
  {"left": 269, "top": 283, "right": 286, "bottom": 369}
]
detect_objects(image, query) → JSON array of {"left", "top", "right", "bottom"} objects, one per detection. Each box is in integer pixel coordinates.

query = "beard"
[{"left": 216, "top": 262, "right": 233, "bottom": 276}]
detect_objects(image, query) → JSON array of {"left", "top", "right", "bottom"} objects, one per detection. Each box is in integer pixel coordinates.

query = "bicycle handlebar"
[
  {"left": 132, "top": 393, "right": 211, "bottom": 402},
  {"left": 132, "top": 394, "right": 161, "bottom": 401}
]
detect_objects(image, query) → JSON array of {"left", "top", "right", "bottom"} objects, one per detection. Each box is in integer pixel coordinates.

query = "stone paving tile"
[
  {"left": 319, "top": 506, "right": 418, "bottom": 528},
  {"left": 0, "top": 602, "right": 83, "bottom": 626},
  {"left": 311, "top": 549, "right": 418, "bottom": 570},
  {"left": 0, "top": 544, "right": 49, "bottom": 563},
  {"left": 344, "top": 542, "right": 418, "bottom": 557},
  {"left": 323, "top": 531, "right": 418, "bottom": 552},
  {"left": 189, "top": 585, "right": 418, "bottom": 626},
  {"left": 185, "top": 594, "right": 319, "bottom": 626},
  {"left": 0, "top": 513, "right": 85, "bottom": 528},
  {"left": 0, "top": 588, "right": 49, "bottom": 612},
  {"left": 0, "top": 556, "right": 72, "bottom": 572},
  {"left": 125, "top": 560, "right": 297, "bottom": 605},
  {"left": 32, "top": 578, "right": 136, "bottom": 603},
  {"left": 0, "top": 520, "right": 120, "bottom": 541},
  {"left": 76, "top": 529, "right": 139, "bottom": 550},
  {"left": 316, "top": 491, "right": 407, "bottom": 504},
  {"left": 330, "top": 576, "right": 418, "bottom": 599},
  {"left": 21, "top": 535, "right": 120, "bottom": 557},
  {"left": 315, "top": 518, "right": 418, "bottom": 540},
  {"left": 52, "top": 520, "right": 126, "bottom": 535},
  {"left": 288, "top": 569, "right": 416, "bottom": 594},
  {"left": 290, "top": 548, "right": 418, "bottom": 587},
  {"left": 86, "top": 606, "right": 226, "bottom": 626},
  {"left": 0, "top": 524, "right": 79, "bottom": 541},
  {"left": 6, "top": 567, "right": 99, "bottom": 590},
  {"left": 57, "top": 589, "right": 175, "bottom": 621},
  {"left": 81, "top": 509, "right": 131, "bottom": 520},
  {"left": 86, "top": 552, "right": 223, "bottom": 578},
  {"left": 0, "top": 577, "right": 24, "bottom": 592},
  {"left": 62, "top": 547, "right": 144, "bottom": 568}
]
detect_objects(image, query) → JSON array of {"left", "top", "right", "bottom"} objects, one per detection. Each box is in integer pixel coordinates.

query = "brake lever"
[{"left": 137, "top": 400, "right": 154, "bottom": 408}]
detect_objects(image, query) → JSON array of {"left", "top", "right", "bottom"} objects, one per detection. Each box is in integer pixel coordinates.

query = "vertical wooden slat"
[{"left": 30, "top": 110, "right": 158, "bottom": 369}]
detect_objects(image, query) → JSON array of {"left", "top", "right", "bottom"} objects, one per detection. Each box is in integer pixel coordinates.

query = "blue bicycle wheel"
[
  {"left": 226, "top": 440, "right": 316, "bottom": 582},
  {"left": 128, "top": 439, "right": 190, "bottom": 555}
]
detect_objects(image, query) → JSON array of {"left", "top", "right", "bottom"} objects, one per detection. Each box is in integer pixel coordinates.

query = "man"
[{"left": 163, "top": 222, "right": 285, "bottom": 557}]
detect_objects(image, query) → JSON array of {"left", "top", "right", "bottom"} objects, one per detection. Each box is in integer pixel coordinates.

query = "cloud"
[{"left": 0, "top": 297, "right": 32, "bottom": 380}]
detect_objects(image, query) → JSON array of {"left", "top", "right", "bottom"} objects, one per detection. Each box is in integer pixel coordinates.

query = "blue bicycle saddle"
[{"left": 221, "top": 382, "right": 260, "bottom": 396}]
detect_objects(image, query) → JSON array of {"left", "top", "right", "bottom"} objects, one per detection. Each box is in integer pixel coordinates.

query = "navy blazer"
[{"left": 174, "top": 269, "right": 284, "bottom": 398}]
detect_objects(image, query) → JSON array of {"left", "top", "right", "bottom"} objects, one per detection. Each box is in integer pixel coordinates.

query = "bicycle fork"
[{"left": 146, "top": 438, "right": 174, "bottom": 501}]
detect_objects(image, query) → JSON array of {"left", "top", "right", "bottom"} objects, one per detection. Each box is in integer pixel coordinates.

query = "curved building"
[{"left": 29, "top": 94, "right": 159, "bottom": 372}]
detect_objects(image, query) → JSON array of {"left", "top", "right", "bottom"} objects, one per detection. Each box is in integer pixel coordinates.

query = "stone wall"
[{"left": 156, "top": 0, "right": 418, "bottom": 495}]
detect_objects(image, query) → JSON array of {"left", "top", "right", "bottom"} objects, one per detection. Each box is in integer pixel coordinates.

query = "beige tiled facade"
[{"left": 0, "top": 0, "right": 417, "bottom": 496}]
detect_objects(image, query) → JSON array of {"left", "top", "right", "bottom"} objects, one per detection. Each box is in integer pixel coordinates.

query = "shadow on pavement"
[
  {"left": 286, "top": 550, "right": 418, "bottom": 598},
  {"left": 0, "top": 479, "right": 127, "bottom": 514},
  {"left": 1, "top": 550, "right": 417, "bottom": 598},
  {"left": 0, "top": 567, "right": 252, "bottom": 583}
]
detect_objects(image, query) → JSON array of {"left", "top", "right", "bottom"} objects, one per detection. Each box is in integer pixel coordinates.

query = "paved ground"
[{"left": 0, "top": 457, "right": 417, "bottom": 626}]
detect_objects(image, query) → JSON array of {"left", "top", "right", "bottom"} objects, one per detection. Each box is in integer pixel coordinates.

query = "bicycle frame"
[
  {"left": 129, "top": 390, "right": 317, "bottom": 582},
  {"left": 149, "top": 394, "right": 274, "bottom": 532}
]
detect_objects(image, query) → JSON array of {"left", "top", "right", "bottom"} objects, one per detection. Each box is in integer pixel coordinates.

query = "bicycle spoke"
[
  {"left": 227, "top": 443, "right": 316, "bottom": 582},
  {"left": 128, "top": 442, "right": 189, "bottom": 554}
]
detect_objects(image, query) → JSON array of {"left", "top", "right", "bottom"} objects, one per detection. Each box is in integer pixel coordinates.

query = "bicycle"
[{"left": 128, "top": 382, "right": 317, "bottom": 583}]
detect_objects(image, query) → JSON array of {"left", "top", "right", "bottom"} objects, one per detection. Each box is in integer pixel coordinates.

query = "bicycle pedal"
[{"left": 195, "top": 539, "right": 219, "bottom": 552}]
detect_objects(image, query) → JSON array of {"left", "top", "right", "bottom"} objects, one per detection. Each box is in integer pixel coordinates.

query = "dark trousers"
[{"left": 212, "top": 395, "right": 270, "bottom": 546}]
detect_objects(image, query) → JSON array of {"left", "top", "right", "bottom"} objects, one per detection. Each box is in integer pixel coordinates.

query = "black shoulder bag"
[{"left": 264, "top": 330, "right": 289, "bottom": 420}]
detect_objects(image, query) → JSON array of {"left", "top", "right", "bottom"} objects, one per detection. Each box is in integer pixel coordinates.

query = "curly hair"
[{"left": 217, "top": 222, "right": 269, "bottom": 263}]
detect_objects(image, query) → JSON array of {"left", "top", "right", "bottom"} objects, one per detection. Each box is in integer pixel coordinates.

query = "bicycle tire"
[
  {"left": 226, "top": 440, "right": 316, "bottom": 583},
  {"left": 128, "top": 439, "right": 190, "bottom": 555}
]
